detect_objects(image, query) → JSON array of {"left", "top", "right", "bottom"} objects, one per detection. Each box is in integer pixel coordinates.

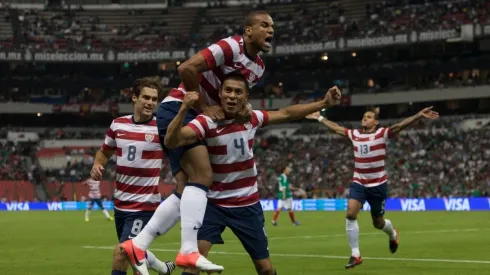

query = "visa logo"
[
  {"left": 444, "top": 198, "right": 470, "bottom": 211},
  {"left": 260, "top": 200, "right": 275, "bottom": 211},
  {"left": 6, "top": 202, "right": 30, "bottom": 211},
  {"left": 292, "top": 200, "right": 303, "bottom": 211},
  {"left": 401, "top": 199, "right": 426, "bottom": 211},
  {"left": 47, "top": 202, "right": 62, "bottom": 211}
]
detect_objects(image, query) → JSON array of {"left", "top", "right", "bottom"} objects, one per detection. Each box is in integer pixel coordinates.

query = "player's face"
[
  {"left": 133, "top": 87, "right": 159, "bottom": 118},
  {"left": 284, "top": 167, "right": 292, "bottom": 175},
  {"left": 361, "top": 111, "right": 379, "bottom": 129},
  {"left": 247, "top": 14, "right": 274, "bottom": 52},
  {"left": 219, "top": 79, "right": 249, "bottom": 116}
]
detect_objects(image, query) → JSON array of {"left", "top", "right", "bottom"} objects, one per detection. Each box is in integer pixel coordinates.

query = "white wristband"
[{"left": 317, "top": 115, "right": 325, "bottom": 122}]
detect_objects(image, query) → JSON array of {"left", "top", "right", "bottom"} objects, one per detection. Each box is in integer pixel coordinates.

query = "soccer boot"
[
  {"left": 389, "top": 229, "right": 399, "bottom": 254},
  {"left": 294, "top": 221, "right": 300, "bottom": 226},
  {"left": 345, "top": 256, "right": 363, "bottom": 269},
  {"left": 120, "top": 239, "right": 150, "bottom": 275},
  {"left": 175, "top": 252, "right": 224, "bottom": 273},
  {"left": 271, "top": 220, "right": 278, "bottom": 226}
]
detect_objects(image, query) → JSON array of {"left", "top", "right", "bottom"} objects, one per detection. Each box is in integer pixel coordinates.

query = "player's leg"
[
  {"left": 112, "top": 210, "right": 130, "bottom": 275},
  {"left": 286, "top": 198, "right": 299, "bottom": 225},
  {"left": 95, "top": 199, "right": 113, "bottom": 220},
  {"left": 345, "top": 183, "right": 366, "bottom": 269},
  {"left": 367, "top": 183, "right": 398, "bottom": 254},
  {"left": 85, "top": 199, "right": 94, "bottom": 222},
  {"left": 272, "top": 200, "right": 283, "bottom": 226},
  {"left": 229, "top": 202, "right": 276, "bottom": 275},
  {"left": 120, "top": 212, "right": 176, "bottom": 275},
  {"left": 182, "top": 202, "right": 226, "bottom": 274}
]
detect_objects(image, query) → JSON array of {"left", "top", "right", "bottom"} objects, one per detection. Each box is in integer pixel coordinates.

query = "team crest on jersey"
[{"left": 145, "top": 134, "right": 154, "bottom": 143}]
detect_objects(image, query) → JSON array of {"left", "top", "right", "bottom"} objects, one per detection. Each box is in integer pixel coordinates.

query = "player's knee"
[
  {"left": 112, "top": 245, "right": 127, "bottom": 267},
  {"left": 253, "top": 259, "right": 274, "bottom": 275},
  {"left": 372, "top": 218, "right": 384, "bottom": 229},
  {"left": 346, "top": 211, "right": 357, "bottom": 220}
]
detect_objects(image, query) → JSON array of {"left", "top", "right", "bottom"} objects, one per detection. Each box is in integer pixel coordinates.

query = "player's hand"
[
  {"left": 90, "top": 164, "right": 104, "bottom": 181},
  {"left": 323, "top": 86, "right": 341, "bottom": 106},
  {"left": 183, "top": 91, "right": 200, "bottom": 110},
  {"left": 306, "top": 111, "right": 321, "bottom": 120},
  {"left": 234, "top": 102, "right": 253, "bottom": 124},
  {"left": 202, "top": 104, "right": 225, "bottom": 120},
  {"left": 418, "top": 106, "right": 439, "bottom": 120}
]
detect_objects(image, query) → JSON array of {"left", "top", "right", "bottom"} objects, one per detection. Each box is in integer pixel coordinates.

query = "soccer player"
[
  {"left": 163, "top": 73, "right": 341, "bottom": 275},
  {"left": 90, "top": 77, "right": 175, "bottom": 275},
  {"left": 271, "top": 166, "right": 299, "bottom": 226},
  {"left": 83, "top": 177, "right": 113, "bottom": 222},
  {"left": 121, "top": 10, "right": 274, "bottom": 273},
  {"left": 306, "top": 106, "right": 439, "bottom": 269}
]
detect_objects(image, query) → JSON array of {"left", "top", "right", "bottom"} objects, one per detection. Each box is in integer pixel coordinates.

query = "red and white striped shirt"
[
  {"left": 345, "top": 127, "right": 394, "bottom": 187},
  {"left": 86, "top": 179, "right": 101, "bottom": 199},
  {"left": 102, "top": 115, "right": 162, "bottom": 212},
  {"left": 162, "top": 36, "right": 265, "bottom": 107},
  {"left": 187, "top": 110, "right": 269, "bottom": 207}
]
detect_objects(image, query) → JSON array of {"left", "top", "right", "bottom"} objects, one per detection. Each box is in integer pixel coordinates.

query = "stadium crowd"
[{"left": 3, "top": 117, "right": 489, "bottom": 200}]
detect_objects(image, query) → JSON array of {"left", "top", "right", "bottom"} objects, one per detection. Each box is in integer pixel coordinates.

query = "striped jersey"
[
  {"left": 85, "top": 179, "right": 101, "bottom": 199},
  {"left": 187, "top": 110, "right": 269, "bottom": 207},
  {"left": 344, "top": 127, "right": 394, "bottom": 187},
  {"left": 102, "top": 115, "right": 162, "bottom": 212},
  {"left": 162, "top": 36, "right": 265, "bottom": 107}
]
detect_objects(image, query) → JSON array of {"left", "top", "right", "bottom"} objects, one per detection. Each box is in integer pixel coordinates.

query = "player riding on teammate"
[
  {"left": 306, "top": 106, "right": 439, "bottom": 269},
  {"left": 163, "top": 73, "right": 341, "bottom": 275},
  {"left": 121, "top": 11, "right": 274, "bottom": 274},
  {"left": 90, "top": 77, "right": 175, "bottom": 275},
  {"left": 272, "top": 166, "right": 300, "bottom": 226}
]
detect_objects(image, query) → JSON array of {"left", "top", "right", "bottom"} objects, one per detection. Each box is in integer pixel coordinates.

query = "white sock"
[
  {"left": 133, "top": 194, "right": 181, "bottom": 250},
  {"left": 382, "top": 219, "right": 397, "bottom": 240},
  {"left": 180, "top": 186, "right": 207, "bottom": 254},
  {"left": 85, "top": 210, "right": 90, "bottom": 219},
  {"left": 346, "top": 218, "right": 360, "bottom": 257},
  {"left": 146, "top": 250, "right": 169, "bottom": 274},
  {"left": 102, "top": 209, "right": 110, "bottom": 218}
]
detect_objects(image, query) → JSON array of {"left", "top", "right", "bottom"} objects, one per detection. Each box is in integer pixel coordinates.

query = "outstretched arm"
[
  {"left": 163, "top": 92, "right": 201, "bottom": 149},
  {"left": 267, "top": 86, "right": 342, "bottom": 125},
  {"left": 390, "top": 106, "right": 439, "bottom": 134},
  {"left": 306, "top": 111, "right": 347, "bottom": 137}
]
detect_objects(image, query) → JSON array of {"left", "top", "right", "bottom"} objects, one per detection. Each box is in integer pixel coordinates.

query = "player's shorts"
[
  {"left": 277, "top": 198, "right": 293, "bottom": 210},
  {"left": 198, "top": 202, "right": 269, "bottom": 260},
  {"left": 348, "top": 182, "right": 387, "bottom": 217},
  {"left": 114, "top": 209, "right": 154, "bottom": 243},
  {"left": 88, "top": 198, "right": 103, "bottom": 209},
  {"left": 156, "top": 101, "right": 206, "bottom": 175}
]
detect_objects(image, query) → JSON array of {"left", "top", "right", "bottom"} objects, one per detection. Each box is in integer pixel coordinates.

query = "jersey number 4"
[{"left": 234, "top": 138, "right": 247, "bottom": 156}]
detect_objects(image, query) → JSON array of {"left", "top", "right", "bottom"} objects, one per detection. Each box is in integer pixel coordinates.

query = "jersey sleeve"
[
  {"left": 252, "top": 110, "right": 270, "bottom": 127},
  {"left": 344, "top": 128, "right": 353, "bottom": 140},
  {"left": 200, "top": 37, "right": 240, "bottom": 69},
  {"left": 101, "top": 121, "right": 117, "bottom": 151},
  {"left": 383, "top": 127, "right": 395, "bottom": 139},
  {"left": 187, "top": 115, "right": 210, "bottom": 141}
]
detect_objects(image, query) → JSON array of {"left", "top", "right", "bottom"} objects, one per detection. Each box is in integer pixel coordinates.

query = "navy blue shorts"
[
  {"left": 156, "top": 101, "right": 206, "bottom": 175},
  {"left": 198, "top": 202, "right": 269, "bottom": 260},
  {"left": 88, "top": 198, "right": 103, "bottom": 209},
  {"left": 114, "top": 209, "right": 154, "bottom": 243},
  {"left": 348, "top": 182, "right": 387, "bottom": 217}
]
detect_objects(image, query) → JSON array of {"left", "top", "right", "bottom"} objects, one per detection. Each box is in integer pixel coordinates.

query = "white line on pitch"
[
  {"left": 82, "top": 246, "right": 490, "bottom": 264},
  {"left": 153, "top": 227, "right": 490, "bottom": 246}
]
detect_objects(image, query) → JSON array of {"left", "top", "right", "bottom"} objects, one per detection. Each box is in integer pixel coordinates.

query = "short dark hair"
[
  {"left": 365, "top": 106, "right": 380, "bottom": 120},
  {"left": 132, "top": 76, "right": 164, "bottom": 100},
  {"left": 222, "top": 71, "right": 250, "bottom": 94},
  {"left": 243, "top": 10, "right": 270, "bottom": 30}
]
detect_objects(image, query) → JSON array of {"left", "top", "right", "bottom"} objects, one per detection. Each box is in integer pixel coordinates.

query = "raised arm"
[
  {"left": 389, "top": 106, "right": 439, "bottom": 134},
  {"left": 266, "top": 86, "right": 342, "bottom": 125},
  {"left": 306, "top": 111, "right": 347, "bottom": 137},
  {"left": 163, "top": 92, "right": 201, "bottom": 149}
]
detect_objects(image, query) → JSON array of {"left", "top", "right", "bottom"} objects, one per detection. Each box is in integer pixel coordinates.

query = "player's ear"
[
  {"left": 132, "top": 94, "right": 138, "bottom": 104},
  {"left": 244, "top": 26, "right": 252, "bottom": 35}
]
